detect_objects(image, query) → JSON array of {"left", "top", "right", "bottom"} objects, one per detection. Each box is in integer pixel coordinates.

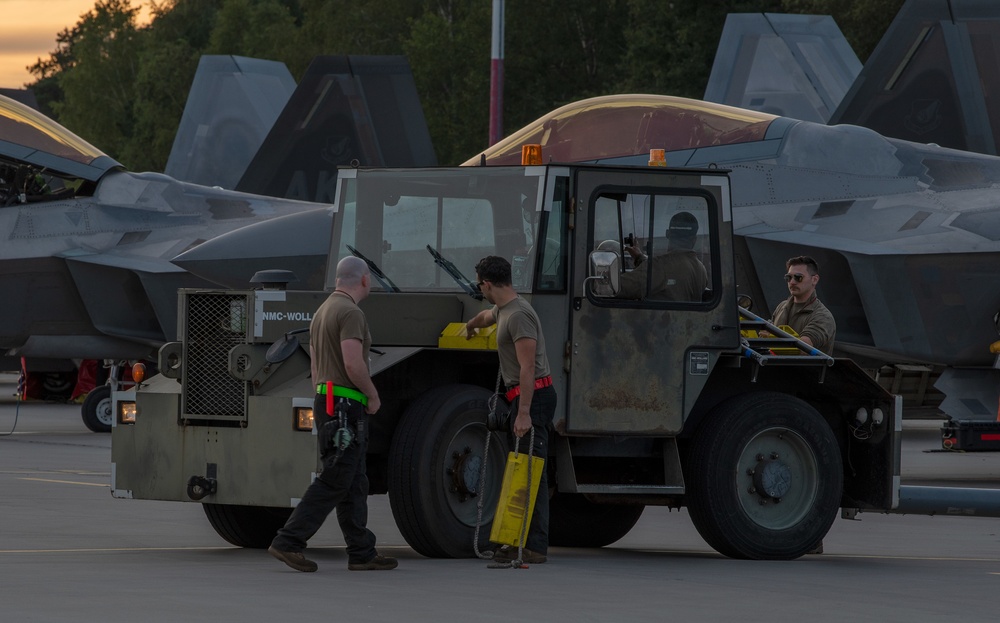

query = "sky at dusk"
[{"left": 0, "top": 0, "right": 152, "bottom": 89}]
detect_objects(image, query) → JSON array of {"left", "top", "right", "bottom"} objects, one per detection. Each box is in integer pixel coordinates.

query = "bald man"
[{"left": 269, "top": 256, "right": 397, "bottom": 573}]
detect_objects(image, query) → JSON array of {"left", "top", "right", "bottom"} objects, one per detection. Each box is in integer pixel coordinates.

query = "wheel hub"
[
  {"left": 97, "top": 398, "right": 114, "bottom": 426},
  {"left": 447, "top": 447, "right": 482, "bottom": 502},
  {"left": 752, "top": 455, "right": 792, "bottom": 500},
  {"left": 737, "top": 428, "right": 821, "bottom": 530}
]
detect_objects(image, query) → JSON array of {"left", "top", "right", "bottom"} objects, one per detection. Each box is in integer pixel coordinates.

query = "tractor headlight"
[
  {"left": 119, "top": 400, "right": 137, "bottom": 425},
  {"left": 295, "top": 407, "right": 314, "bottom": 431}
]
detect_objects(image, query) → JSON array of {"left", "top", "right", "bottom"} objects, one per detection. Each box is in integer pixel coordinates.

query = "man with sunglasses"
[
  {"left": 770, "top": 255, "right": 836, "bottom": 355},
  {"left": 465, "top": 255, "right": 557, "bottom": 564},
  {"left": 769, "top": 255, "right": 836, "bottom": 558}
]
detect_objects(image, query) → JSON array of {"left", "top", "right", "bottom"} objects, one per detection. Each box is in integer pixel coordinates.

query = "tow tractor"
[{"left": 111, "top": 160, "right": 1000, "bottom": 559}]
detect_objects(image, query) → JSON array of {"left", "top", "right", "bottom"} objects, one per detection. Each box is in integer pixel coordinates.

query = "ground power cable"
[{"left": 1, "top": 371, "right": 24, "bottom": 436}]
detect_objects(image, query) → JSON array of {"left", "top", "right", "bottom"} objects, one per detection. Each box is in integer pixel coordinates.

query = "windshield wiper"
[
  {"left": 346, "top": 244, "right": 400, "bottom": 293},
  {"left": 426, "top": 245, "right": 483, "bottom": 300}
]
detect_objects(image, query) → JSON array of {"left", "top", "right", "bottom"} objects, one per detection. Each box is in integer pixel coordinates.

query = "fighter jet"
[
  {"left": 0, "top": 93, "right": 323, "bottom": 373},
  {"left": 2, "top": 54, "right": 438, "bottom": 428},
  {"left": 177, "top": 91, "right": 1000, "bottom": 423},
  {"left": 468, "top": 93, "right": 1000, "bottom": 419}
]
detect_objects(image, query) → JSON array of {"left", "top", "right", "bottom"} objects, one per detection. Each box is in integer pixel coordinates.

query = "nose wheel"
[{"left": 82, "top": 385, "right": 113, "bottom": 433}]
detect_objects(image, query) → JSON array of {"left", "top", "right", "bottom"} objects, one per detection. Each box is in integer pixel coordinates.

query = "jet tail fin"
[
  {"left": 830, "top": 0, "right": 1000, "bottom": 155},
  {"left": 235, "top": 55, "right": 437, "bottom": 203},
  {"left": 704, "top": 12, "right": 861, "bottom": 123},
  {"left": 165, "top": 55, "right": 297, "bottom": 189}
]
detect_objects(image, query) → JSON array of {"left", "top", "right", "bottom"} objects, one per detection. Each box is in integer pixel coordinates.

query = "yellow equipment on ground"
[{"left": 489, "top": 451, "right": 545, "bottom": 547}]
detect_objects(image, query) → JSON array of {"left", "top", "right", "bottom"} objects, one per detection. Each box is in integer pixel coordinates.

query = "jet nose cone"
[{"left": 173, "top": 207, "right": 333, "bottom": 289}]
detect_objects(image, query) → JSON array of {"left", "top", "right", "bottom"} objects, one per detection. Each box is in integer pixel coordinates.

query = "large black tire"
[
  {"left": 388, "top": 384, "right": 509, "bottom": 558},
  {"left": 685, "top": 391, "right": 842, "bottom": 560},
  {"left": 81, "top": 385, "right": 113, "bottom": 433},
  {"left": 203, "top": 503, "right": 292, "bottom": 548},
  {"left": 549, "top": 493, "right": 644, "bottom": 547},
  {"left": 42, "top": 371, "right": 76, "bottom": 401}
]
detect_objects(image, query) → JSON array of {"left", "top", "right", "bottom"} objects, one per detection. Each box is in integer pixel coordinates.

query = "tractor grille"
[{"left": 182, "top": 292, "right": 249, "bottom": 419}]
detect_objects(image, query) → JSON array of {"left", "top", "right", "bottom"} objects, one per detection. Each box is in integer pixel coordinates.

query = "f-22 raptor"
[
  {"left": 184, "top": 92, "right": 1000, "bottom": 422},
  {"left": 1, "top": 54, "right": 437, "bottom": 431},
  {"left": 0, "top": 94, "right": 322, "bottom": 371},
  {"left": 471, "top": 93, "right": 1000, "bottom": 421}
]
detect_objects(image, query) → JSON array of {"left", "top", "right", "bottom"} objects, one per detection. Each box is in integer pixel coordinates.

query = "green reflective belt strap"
[{"left": 315, "top": 383, "right": 368, "bottom": 406}]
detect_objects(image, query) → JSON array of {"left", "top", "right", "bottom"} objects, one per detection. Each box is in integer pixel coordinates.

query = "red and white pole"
[{"left": 489, "top": 0, "right": 504, "bottom": 147}]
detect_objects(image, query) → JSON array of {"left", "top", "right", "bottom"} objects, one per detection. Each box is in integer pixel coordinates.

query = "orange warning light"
[{"left": 521, "top": 144, "right": 542, "bottom": 165}]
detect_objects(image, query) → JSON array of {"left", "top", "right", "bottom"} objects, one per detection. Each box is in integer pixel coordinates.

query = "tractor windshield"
[{"left": 331, "top": 166, "right": 568, "bottom": 293}]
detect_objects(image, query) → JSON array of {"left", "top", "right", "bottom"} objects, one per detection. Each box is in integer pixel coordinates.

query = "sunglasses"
[{"left": 784, "top": 273, "right": 806, "bottom": 283}]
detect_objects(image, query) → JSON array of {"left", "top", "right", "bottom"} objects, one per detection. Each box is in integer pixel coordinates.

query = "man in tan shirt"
[
  {"left": 466, "top": 255, "right": 556, "bottom": 564},
  {"left": 620, "top": 211, "right": 708, "bottom": 301},
  {"left": 770, "top": 255, "right": 836, "bottom": 354},
  {"left": 269, "top": 256, "right": 396, "bottom": 573}
]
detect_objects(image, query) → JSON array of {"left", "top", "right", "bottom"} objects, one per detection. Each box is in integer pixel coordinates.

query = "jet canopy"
[
  {"left": 469, "top": 94, "right": 778, "bottom": 166},
  {"left": 0, "top": 94, "right": 120, "bottom": 183}
]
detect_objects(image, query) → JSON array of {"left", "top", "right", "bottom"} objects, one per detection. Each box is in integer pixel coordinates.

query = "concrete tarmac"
[{"left": 2, "top": 373, "right": 1000, "bottom": 622}]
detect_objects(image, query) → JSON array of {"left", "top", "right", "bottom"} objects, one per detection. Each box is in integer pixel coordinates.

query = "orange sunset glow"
[{"left": 0, "top": 0, "right": 153, "bottom": 89}]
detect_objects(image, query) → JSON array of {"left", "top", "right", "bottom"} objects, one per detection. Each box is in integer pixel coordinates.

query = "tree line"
[{"left": 26, "top": 0, "right": 905, "bottom": 169}]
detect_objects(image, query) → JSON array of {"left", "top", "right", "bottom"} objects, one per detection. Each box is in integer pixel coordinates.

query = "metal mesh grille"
[{"left": 182, "top": 292, "right": 249, "bottom": 418}]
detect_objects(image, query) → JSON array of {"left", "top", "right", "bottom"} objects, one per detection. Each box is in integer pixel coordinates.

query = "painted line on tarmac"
[
  {"left": 630, "top": 548, "right": 1000, "bottom": 563},
  {"left": 18, "top": 477, "right": 108, "bottom": 487},
  {"left": 0, "top": 430, "right": 95, "bottom": 435},
  {"left": 830, "top": 554, "right": 1000, "bottom": 563},
  {"left": 1, "top": 469, "right": 108, "bottom": 476},
  {"left": 0, "top": 546, "right": 236, "bottom": 554}
]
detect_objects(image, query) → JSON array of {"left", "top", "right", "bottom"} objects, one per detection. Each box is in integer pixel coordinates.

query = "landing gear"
[
  {"left": 80, "top": 359, "right": 140, "bottom": 433},
  {"left": 81, "top": 385, "right": 113, "bottom": 433}
]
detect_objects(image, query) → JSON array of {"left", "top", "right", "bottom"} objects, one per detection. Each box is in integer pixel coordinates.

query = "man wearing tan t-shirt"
[
  {"left": 269, "top": 256, "right": 396, "bottom": 573},
  {"left": 769, "top": 255, "right": 836, "bottom": 355},
  {"left": 620, "top": 211, "right": 708, "bottom": 301},
  {"left": 466, "top": 256, "right": 557, "bottom": 564}
]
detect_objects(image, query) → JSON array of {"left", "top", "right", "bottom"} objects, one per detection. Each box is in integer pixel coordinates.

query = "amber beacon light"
[
  {"left": 649, "top": 148, "right": 666, "bottom": 166},
  {"left": 521, "top": 144, "right": 542, "bottom": 165},
  {"left": 132, "top": 362, "right": 147, "bottom": 385}
]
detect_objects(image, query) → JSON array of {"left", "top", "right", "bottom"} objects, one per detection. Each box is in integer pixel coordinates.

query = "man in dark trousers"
[
  {"left": 465, "top": 255, "right": 557, "bottom": 564},
  {"left": 268, "top": 255, "right": 397, "bottom": 572}
]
